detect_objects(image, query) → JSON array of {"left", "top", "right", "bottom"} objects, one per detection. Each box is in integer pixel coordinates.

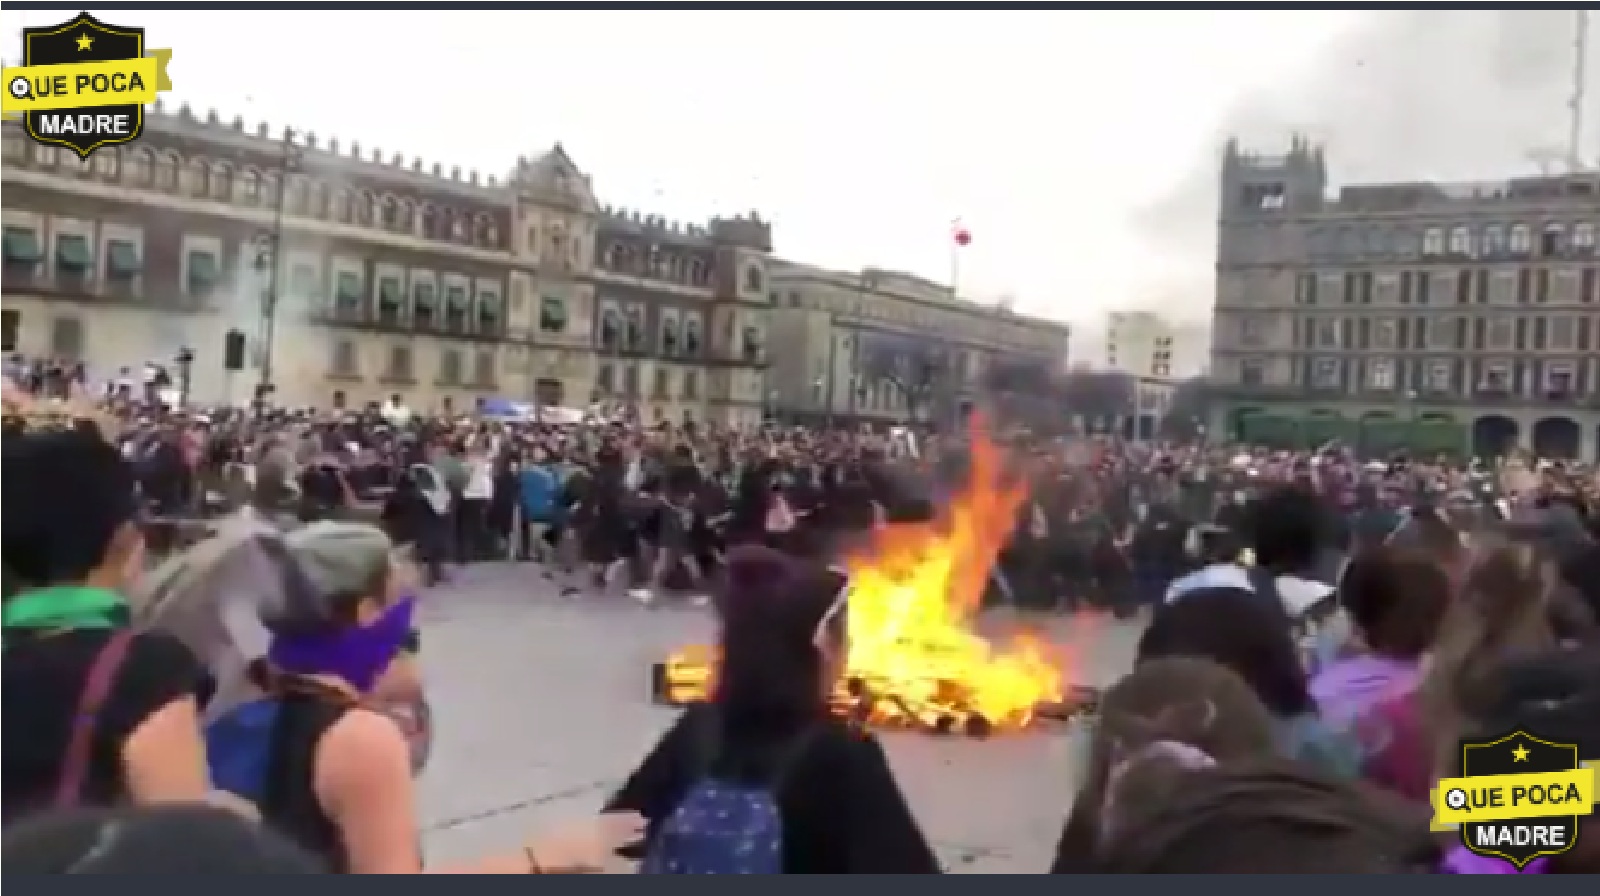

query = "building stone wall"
[{"left": 1210, "top": 137, "right": 1600, "bottom": 460}]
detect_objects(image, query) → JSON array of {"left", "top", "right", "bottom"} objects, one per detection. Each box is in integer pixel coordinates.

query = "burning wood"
[{"left": 652, "top": 419, "right": 1095, "bottom": 735}]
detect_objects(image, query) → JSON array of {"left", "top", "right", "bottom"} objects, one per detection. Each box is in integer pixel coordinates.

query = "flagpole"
[{"left": 950, "top": 242, "right": 960, "bottom": 297}]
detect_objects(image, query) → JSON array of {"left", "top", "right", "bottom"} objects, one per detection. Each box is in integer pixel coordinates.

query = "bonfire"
[{"left": 655, "top": 421, "right": 1079, "bottom": 734}]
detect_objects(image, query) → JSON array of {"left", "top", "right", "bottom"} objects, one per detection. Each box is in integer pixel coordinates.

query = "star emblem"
[
  {"left": 75, "top": 33, "right": 94, "bottom": 51},
  {"left": 1512, "top": 743, "right": 1531, "bottom": 762}
]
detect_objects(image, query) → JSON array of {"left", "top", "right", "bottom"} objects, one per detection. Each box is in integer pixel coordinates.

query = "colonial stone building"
[
  {"left": 764, "top": 261, "right": 1070, "bottom": 425},
  {"left": 1210, "top": 138, "right": 1600, "bottom": 460},
  {"left": 1, "top": 104, "right": 769, "bottom": 426}
]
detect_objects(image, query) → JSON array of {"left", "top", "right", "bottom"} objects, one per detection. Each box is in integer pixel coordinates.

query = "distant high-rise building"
[
  {"left": 1100, "top": 311, "right": 1209, "bottom": 380},
  {"left": 1210, "top": 136, "right": 1600, "bottom": 460}
]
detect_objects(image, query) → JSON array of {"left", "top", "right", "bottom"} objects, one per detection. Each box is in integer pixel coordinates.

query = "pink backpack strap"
[{"left": 54, "top": 630, "right": 136, "bottom": 809}]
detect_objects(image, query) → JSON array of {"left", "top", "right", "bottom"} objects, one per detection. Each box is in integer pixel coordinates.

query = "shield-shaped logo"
[
  {"left": 1458, "top": 730, "right": 1583, "bottom": 869},
  {"left": 23, "top": 12, "right": 145, "bottom": 158}
]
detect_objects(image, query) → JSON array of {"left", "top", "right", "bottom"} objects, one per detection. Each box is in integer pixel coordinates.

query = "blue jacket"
[{"left": 518, "top": 465, "right": 558, "bottom": 522}]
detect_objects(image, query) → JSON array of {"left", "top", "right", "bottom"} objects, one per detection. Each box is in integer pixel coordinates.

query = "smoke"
[{"left": 1136, "top": 11, "right": 1593, "bottom": 266}]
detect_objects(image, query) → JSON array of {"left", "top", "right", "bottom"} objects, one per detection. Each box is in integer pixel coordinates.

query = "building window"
[
  {"left": 1422, "top": 227, "right": 1444, "bottom": 256},
  {"left": 683, "top": 316, "right": 702, "bottom": 355},
  {"left": 1540, "top": 222, "right": 1565, "bottom": 256},
  {"left": 334, "top": 271, "right": 363, "bottom": 315},
  {"left": 1508, "top": 224, "right": 1532, "bottom": 254},
  {"left": 596, "top": 363, "right": 615, "bottom": 396},
  {"left": 185, "top": 249, "right": 219, "bottom": 299},
  {"left": 413, "top": 283, "right": 437, "bottom": 328},
  {"left": 624, "top": 305, "right": 645, "bottom": 350},
  {"left": 741, "top": 325, "right": 765, "bottom": 363},
  {"left": 681, "top": 368, "right": 699, "bottom": 400},
  {"left": 444, "top": 285, "right": 470, "bottom": 332},
  {"left": 1545, "top": 363, "right": 1575, "bottom": 396},
  {"left": 105, "top": 240, "right": 141, "bottom": 281},
  {"left": 1481, "top": 224, "right": 1505, "bottom": 255},
  {"left": 377, "top": 277, "right": 405, "bottom": 325},
  {"left": 599, "top": 306, "right": 622, "bottom": 351},
  {"left": 1427, "top": 360, "right": 1453, "bottom": 392},
  {"left": 240, "top": 170, "right": 261, "bottom": 205},
  {"left": 1368, "top": 359, "right": 1395, "bottom": 390},
  {"left": 50, "top": 317, "right": 84, "bottom": 358},
  {"left": 1312, "top": 358, "right": 1340, "bottom": 389},
  {"left": 387, "top": 345, "right": 413, "bottom": 381},
  {"left": 652, "top": 366, "right": 671, "bottom": 399},
  {"left": 1239, "top": 359, "right": 1264, "bottom": 386},
  {"left": 660, "top": 315, "right": 680, "bottom": 354},
  {"left": 473, "top": 350, "right": 496, "bottom": 386},
  {"left": 55, "top": 234, "right": 94, "bottom": 277},
  {"left": 1448, "top": 226, "right": 1472, "bottom": 256},
  {"left": 209, "top": 165, "right": 232, "bottom": 202},
  {"left": 539, "top": 297, "right": 567, "bottom": 333},
  {"left": 1, "top": 308, "right": 18, "bottom": 352},
  {"left": 332, "top": 340, "right": 358, "bottom": 377},
  {"left": 439, "top": 349, "right": 462, "bottom": 385},
  {"left": 1294, "top": 273, "right": 1317, "bottom": 305},
  {"left": 1572, "top": 222, "right": 1595, "bottom": 251},
  {"left": 477, "top": 289, "right": 502, "bottom": 332},
  {"left": 1479, "top": 363, "right": 1510, "bottom": 392},
  {"left": 2, "top": 226, "right": 44, "bottom": 274},
  {"left": 154, "top": 153, "right": 178, "bottom": 190},
  {"left": 89, "top": 147, "right": 117, "bottom": 180}
]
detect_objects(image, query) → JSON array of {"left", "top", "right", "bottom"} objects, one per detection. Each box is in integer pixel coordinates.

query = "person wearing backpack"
[
  {"left": 204, "top": 521, "right": 641, "bottom": 873},
  {"left": 608, "top": 545, "right": 939, "bottom": 874},
  {"left": 2, "top": 429, "right": 212, "bottom": 824}
]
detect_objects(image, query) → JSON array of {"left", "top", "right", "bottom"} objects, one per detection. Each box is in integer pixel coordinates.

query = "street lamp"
[
  {"left": 174, "top": 346, "right": 194, "bottom": 408},
  {"left": 254, "top": 128, "right": 302, "bottom": 394}
]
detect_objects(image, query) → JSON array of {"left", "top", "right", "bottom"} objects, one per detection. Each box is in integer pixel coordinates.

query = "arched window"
[
  {"left": 184, "top": 159, "right": 209, "bottom": 196},
  {"left": 332, "top": 190, "right": 353, "bottom": 223},
  {"left": 209, "top": 164, "right": 232, "bottom": 201},
  {"left": 240, "top": 169, "right": 261, "bottom": 205},
  {"left": 126, "top": 148, "right": 153, "bottom": 185},
  {"left": 420, "top": 205, "right": 438, "bottom": 238}
]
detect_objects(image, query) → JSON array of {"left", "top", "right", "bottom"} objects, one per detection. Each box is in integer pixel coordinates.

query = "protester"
[
  {"left": 2, "top": 429, "right": 211, "bottom": 823},
  {"left": 608, "top": 545, "right": 939, "bottom": 874}
]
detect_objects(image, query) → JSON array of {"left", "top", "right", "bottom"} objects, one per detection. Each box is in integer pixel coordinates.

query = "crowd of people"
[{"left": 3, "top": 377, "right": 1599, "bottom": 873}]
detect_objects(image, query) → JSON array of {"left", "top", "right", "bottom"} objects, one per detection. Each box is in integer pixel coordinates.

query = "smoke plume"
[{"left": 1137, "top": 11, "right": 1594, "bottom": 266}]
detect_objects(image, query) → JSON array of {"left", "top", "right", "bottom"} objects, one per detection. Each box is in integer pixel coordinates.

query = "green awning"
[
  {"left": 187, "top": 251, "right": 219, "bottom": 283},
  {"left": 445, "top": 287, "right": 469, "bottom": 310},
  {"left": 540, "top": 297, "right": 567, "bottom": 329},
  {"left": 3, "top": 228, "right": 42, "bottom": 263},
  {"left": 335, "top": 272, "right": 362, "bottom": 301},
  {"left": 378, "top": 279, "right": 403, "bottom": 306},
  {"left": 56, "top": 235, "right": 92, "bottom": 271},
  {"left": 107, "top": 240, "right": 142, "bottom": 276}
]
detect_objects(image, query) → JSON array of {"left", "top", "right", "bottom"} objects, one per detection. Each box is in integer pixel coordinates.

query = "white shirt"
[{"left": 463, "top": 458, "right": 495, "bottom": 501}]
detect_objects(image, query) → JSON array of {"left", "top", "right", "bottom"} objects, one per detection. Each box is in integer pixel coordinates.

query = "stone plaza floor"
[{"left": 414, "top": 565, "right": 1143, "bottom": 874}]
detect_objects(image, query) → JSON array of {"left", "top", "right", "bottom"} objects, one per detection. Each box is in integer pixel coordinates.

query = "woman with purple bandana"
[{"left": 206, "top": 522, "right": 642, "bottom": 873}]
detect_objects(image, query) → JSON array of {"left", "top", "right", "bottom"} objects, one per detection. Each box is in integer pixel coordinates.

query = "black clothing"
[
  {"left": 250, "top": 693, "right": 352, "bottom": 873},
  {"left": 606, "top": 703, "right": 939, "bottom": 874},
  {"left": 2, "top": 629, "right": 205, "bottom": 825}
]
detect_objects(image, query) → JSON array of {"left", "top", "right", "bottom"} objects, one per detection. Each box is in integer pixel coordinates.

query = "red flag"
[{"left": 951, "top": 218, "right": 971, "bottom": 247}]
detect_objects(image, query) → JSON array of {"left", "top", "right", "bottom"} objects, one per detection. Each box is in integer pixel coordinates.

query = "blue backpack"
[
  {"left": 638, "top": 723, "right": 818, "bottom": 875},
  {"left": 206, "top": 699, "right": 285, "bottom": 806}
]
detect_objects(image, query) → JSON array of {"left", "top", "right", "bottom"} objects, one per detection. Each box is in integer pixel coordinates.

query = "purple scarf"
[
  {"left": 268, "top": 596, "right": 416, "bottom": 694},
  {"left": 1309, "top": 653, "right": 1421, "bottom": 728}
]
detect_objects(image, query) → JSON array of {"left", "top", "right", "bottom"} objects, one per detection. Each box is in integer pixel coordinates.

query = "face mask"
[{"left": 267, "top": 595, "right": 416, "bottom": 694}]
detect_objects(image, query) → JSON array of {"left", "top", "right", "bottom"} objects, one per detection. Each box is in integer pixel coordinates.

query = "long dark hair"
[{"left": 712, "top": 545, "right": 845, "bottom": 739}]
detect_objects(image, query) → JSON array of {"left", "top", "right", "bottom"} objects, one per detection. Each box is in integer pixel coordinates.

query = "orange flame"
[{"left": 661, "top": 417, "right": 1068, "bottom": 732}]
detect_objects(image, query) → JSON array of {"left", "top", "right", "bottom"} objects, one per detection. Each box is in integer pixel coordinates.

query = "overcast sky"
[{"left": 7, "top": 10, "right": 1593, "bottom": 329}]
